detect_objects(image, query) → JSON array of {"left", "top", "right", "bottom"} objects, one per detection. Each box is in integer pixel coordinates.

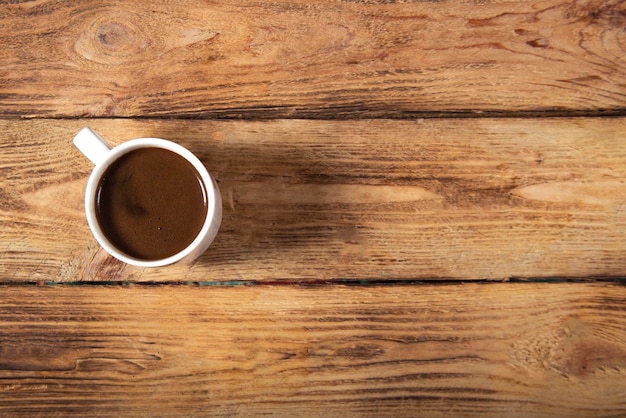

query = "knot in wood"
[
  {"left": 75, "top": 17, "right": 150, "bottom": 65},
  {"left": 96, "top": 22, "right": 137, "bottom": 49}
]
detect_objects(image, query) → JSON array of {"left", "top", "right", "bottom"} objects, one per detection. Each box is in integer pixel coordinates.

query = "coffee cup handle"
[{"left": 73, "top": 127, "right": 112, "bottom": 166}]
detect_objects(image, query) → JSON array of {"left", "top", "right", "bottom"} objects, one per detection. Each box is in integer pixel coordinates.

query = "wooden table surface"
[{"left": 1, "top": 1, "right": 625, "bottom": 416}]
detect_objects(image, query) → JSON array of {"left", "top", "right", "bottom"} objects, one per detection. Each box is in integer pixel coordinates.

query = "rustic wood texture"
[
  {"left": 0, "top": 282, "right": 624, "bottom": 417},
  {"left": 2, "top": 0, "right": 626, "bottom": 416},
  {"left": 1, "top": 0, "right": 626, "bottom": 118},
  {"left": 1, "top": 118, "right": 625, "bottom": 282}
]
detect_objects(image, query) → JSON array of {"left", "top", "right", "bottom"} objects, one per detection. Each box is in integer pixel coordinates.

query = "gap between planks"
[
  {"left": 6, "top": 109, "right": 626, "bottom": 121},
  {"left": 0, "top": 277, "right": 624, "bottom": 288}
]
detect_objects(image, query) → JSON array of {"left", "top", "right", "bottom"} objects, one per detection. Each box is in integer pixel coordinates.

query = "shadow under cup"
[{"left": 85, "top": 139, "right": 222, "bottom": 267}]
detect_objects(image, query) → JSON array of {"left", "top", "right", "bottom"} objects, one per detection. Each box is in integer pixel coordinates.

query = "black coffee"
[{"left": 96, "top": 147, "right": 208, "bottom": 260}]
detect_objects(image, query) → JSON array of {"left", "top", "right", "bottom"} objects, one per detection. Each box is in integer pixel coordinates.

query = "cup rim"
[{"left": 85, "top": 138, "right": 218, "bottom": 267}]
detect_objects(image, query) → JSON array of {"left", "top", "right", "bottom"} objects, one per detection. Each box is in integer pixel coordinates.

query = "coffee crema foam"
[{"left": 95, "top": 147, "right": 208, "bottom": 260}]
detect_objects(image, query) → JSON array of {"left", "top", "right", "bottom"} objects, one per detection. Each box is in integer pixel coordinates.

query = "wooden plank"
[
  {"left": 1, "top": 118, "right": 625, "bottom": 282},
  {"left": 0, "top": 282, "right": 624, "bottom": 417},
  {"left": 1, "top": 0, "right": 625, "bottom": 118}
]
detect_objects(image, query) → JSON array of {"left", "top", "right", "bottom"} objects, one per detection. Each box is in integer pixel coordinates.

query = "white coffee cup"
[{"left": 73, "top": 127, "right": 222, "bottom": 267}]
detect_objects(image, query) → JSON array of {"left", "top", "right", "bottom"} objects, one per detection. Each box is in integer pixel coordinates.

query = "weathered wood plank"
[
  {"left": 0, "top": 282, "right": 624, "bottom": 417},
  {"left": 1, "top": 118, "right": 625, "bottom": 282},
  {"left": 1, "top": 0, "right": 625, "bottom": 118}
]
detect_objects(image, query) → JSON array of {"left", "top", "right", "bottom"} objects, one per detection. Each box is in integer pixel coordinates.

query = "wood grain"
[
  {"left": 1, "top": 0, "right": 625, "bottom": 118},
  {"left": 1, "top": 118, "right": 625, "bottom": 282},
  {"left": 0, "top": 282, "right": 624, "bottom": 417}
]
